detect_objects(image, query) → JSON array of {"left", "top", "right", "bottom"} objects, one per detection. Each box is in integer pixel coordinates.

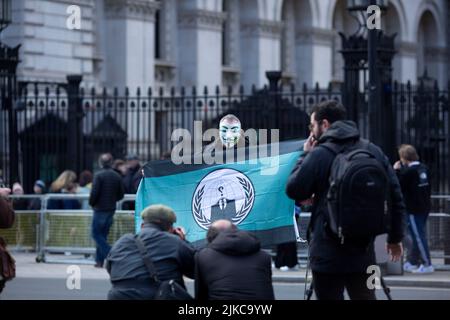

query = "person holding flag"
[{"left": 135, "top": 115, "right": 304, "bottom": 248}]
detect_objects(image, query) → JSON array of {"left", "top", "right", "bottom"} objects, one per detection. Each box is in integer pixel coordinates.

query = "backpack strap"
[{"left": 134, "top": 234, "right": 160, "bottom": 283}]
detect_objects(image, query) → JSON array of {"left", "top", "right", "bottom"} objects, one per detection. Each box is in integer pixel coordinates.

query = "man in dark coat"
[
  {"left": 106, "top": 204, "right": 195, "bottom": 300},
  {"left": 195, "top": 220, "right": 275, "bottom": 300},
  {"left": 89, "top": 153, "right": 125, "bottom": 268},
  {"left": 286, "top": 100, "right": 405, "bottom": 300},
  {"left": 123, "top": 154, "right": 142, "bottom": 194}
]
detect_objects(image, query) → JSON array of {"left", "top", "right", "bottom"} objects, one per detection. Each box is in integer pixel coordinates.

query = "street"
[{"left": 3, "top": 277, "right": 450, "bottom": 300}]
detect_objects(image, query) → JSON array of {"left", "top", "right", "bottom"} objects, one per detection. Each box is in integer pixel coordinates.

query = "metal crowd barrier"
[
  {"left": 0, "top": 193, "right": 136, "bottom": 264},
  {"left": 1, "top": 194, "right": 449, "bottom": 268}
]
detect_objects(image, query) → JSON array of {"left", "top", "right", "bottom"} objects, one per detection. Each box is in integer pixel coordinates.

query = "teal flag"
[{"left": 135, "top": 140, "right": 304, "bottom": 247}]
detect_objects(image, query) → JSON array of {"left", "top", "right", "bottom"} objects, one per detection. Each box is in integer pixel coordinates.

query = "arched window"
[
  {"left": 331, "top": 0, "right": 358, "bottom": 83},
  {"left": 417, "top": 11, "right": 439, "bottom": 80},
  {"left": 280, "top": 0, "right": 295, "bottom": 83},
  {"left": 222, "top": 0, "right": 230, "bottom": 66},
  {"left": 154, "top": 0, "right": 162, "bottom": 60}
]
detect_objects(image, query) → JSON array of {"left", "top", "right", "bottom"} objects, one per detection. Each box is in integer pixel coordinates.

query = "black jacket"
[
  {"left": 123, "top": 166, "right": 142, "bottom": 194},
  {"left": 89, "top": 168, "right": 125, "bottom": 212},
  {"left": 106, "top": 223, "right": 196, "bottom": 300},
  {"left": 195, "top": 229, "right": 274, "bottom": 300},
  {"left": 286, "top": 120, "right": 405, "bottom": 273},
  {"left": 395, "top": 162, "right": 431, "bottom": 214},
  {"left": 0, "top": 197, "right": 14, "bottom": 228}
]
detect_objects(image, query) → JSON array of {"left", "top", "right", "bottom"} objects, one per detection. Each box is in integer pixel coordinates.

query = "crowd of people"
[{"left": 0, "top": 100, "right": 436, "bottom": 300}]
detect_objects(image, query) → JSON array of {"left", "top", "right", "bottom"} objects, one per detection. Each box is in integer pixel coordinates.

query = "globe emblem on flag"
[{"left": 192, "top": 168, "right": 255, "bottom": 230}]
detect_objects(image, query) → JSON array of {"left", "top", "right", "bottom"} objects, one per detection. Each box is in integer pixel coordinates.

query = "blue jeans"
[
  {"left": 91, "top": 211, "right": 114, "bottom": 265},
  {"left": 407, "top": 213, "right": 432, "bottom": 266}
]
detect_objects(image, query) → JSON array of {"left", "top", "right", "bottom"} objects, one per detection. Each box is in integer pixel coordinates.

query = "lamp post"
[{"left": 346, "top": 0, "right": 388, "bottom": 148}]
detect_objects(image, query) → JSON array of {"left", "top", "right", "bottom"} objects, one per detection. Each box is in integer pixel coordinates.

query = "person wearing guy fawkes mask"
[{"left": 203, "top": 114, "right": 249, "bottom": 163}]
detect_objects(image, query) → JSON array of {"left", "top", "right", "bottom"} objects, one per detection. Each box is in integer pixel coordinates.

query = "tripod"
[{"left": 303, "top": 244, "right": 393, "bottom": 300}]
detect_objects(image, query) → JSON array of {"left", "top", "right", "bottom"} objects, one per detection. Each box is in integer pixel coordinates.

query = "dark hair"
[
  {"left": 161, "top": 151, "right": 171, "bottom": 160},
  {"left": 206, "top": 221, "right": 237, "bottom": 243},
  {"left": 113, "top": 159, "right": 125, "bottom": 169},
  {"left": 79, "top": 170, "right": 93, "bottom": 187},
  {"left": 311, "top": 100, "right": 346, "bottom": 124}
]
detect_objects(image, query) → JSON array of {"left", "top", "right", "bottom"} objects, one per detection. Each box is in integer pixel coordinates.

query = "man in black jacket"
[
  {"left": 195, "top": 220, "right": 275, "bottom": 300},
  {"left": 106, "top": 204, "right": 195, "bottom": 300},
  {"left": 286, "top": 100, "right": 405, "bottom": 300},
  {"left": 89, "top": 153, "right": 125, "bottom": 268}
]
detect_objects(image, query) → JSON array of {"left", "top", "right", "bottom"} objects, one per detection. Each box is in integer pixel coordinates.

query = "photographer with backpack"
[{"left": 286, "top": 100, "right": 406, "bottom": 300}]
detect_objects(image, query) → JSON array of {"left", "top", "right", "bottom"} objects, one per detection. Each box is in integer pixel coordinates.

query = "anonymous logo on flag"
[{"left": 192, "top": 169, "right": 255, "bottom": 230}]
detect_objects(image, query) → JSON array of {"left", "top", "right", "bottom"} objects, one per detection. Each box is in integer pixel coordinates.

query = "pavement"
[{"left": 11, "top": 253, "right": 450, "bottom": 289}]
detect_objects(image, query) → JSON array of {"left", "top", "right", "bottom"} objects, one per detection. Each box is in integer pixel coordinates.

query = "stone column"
[
  {"left": 295, "top": 27, "right": 334, "bottom": 87},
  {"left": 177, "top": 9, "right": 226, "bottom": 89},
  {"left": 104, "top": 0, "right": 159, "bottom": 91},
  {"left": 240, "top": 19, "right": 283, "bottom": 89}
]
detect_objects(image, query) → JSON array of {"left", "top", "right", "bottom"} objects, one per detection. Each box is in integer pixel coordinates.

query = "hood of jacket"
[
  {"left": 209, "top": 230, "right": 261, "bottom": 256},
  {"left": 318, "top": 120, "right": 360, "bottom": 144}
]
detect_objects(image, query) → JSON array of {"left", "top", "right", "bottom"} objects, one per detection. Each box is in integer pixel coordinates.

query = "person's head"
[
  {"left": 398, "top": 144, "right": 419, "bottom": 165},
  {"left": 310, "top": 100, "right": 346, "bottom": 140},
  {"left": 140, "top": 204, "right": 177, "bottom": 231},
  {"left": 206, "top": 219, "right": 237, "bottom": 243},
  {"left": 51, "top": 170, "right": 77, "bottom": 192},
  {"left": 113, "top": 159, "right": 127, "bottom": 176},
  {"left": 79, "top": 170, "right": 93, "bottom": 187},
  {"left": 125, "top": 154, "right": 140, "bottom": 169},
  {"left": 12, "top": 182, "right": 24, "bottom": 195},
  {"left": 33, "top": 180, "right": 46, "bottom": 194},
  {"left": 98, "top": 153, "right": 113, "bottom": 169},
  {"left": 219, "top": 114, "right": 242, "bottom": 149},
  {"left": 161, "top": 151, "right": 172, "bottom": 160}
]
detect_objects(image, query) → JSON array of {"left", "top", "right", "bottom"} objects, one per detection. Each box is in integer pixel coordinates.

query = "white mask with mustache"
[{"left": 219, "top": 120, "right": 241, "bottom": 149}]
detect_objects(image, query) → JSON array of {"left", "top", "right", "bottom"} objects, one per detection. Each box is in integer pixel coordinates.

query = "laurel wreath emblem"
[
  {"left": 232, "top": 177, "right": 254, "bottom": 224},
  {"left": 192, "top": 174, "right": 255, "bottom": 230},
  {"left": 193, "top": 185, "right": 211, "bottom": 229}
]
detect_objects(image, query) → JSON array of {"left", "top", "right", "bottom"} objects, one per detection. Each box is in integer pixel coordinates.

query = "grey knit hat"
[{"left": 140, "top": 204, "right": 177, "bottom": 226}]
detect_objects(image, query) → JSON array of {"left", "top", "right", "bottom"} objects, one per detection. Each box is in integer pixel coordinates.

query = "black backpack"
[{"left": 322, "top": 140, "right": 390, "bottom": 244}]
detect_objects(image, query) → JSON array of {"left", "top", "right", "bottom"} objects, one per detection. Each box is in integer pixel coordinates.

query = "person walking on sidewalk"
[
  {"left": 286, "top": 100, "right": 405, "bottom": 300},
  {"left": 394, "top": 144, "right": 434, "bottom": 274},
  {"left": 89, "top": 153, "right": 125, "bottom": 268}
]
